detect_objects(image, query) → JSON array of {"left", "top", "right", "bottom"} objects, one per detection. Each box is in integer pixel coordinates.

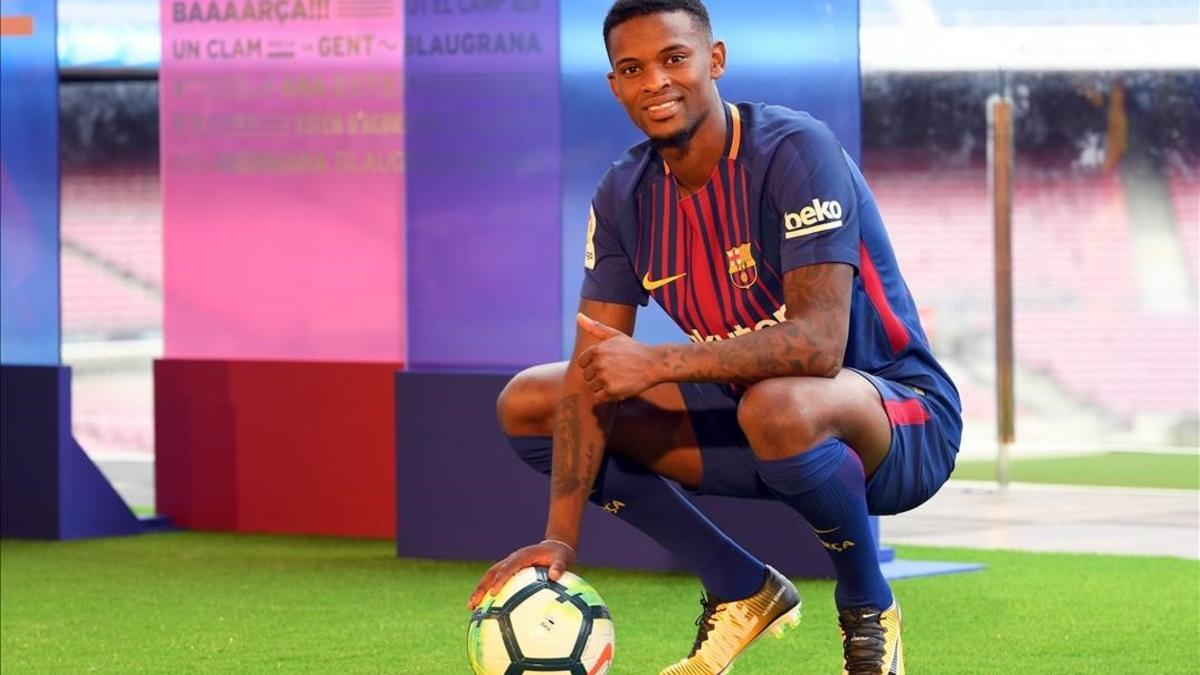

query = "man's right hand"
[{"left": 467, "top": 540, "right": 576, "bottom": 610}]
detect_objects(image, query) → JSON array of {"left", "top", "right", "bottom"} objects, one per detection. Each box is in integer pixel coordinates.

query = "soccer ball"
[{"left": 467, "top": 566, "right": 615, "bottom": 675}]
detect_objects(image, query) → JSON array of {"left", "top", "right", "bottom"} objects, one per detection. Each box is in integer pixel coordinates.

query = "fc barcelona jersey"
[{"left": 581, "top": 101, "right": 960, "bottom": 410}]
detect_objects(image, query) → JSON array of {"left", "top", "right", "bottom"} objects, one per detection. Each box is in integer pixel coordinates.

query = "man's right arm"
[
  {"left": 467, "top": 298, "right": 636, "bottom": 608},
  {"left": 543, "top": 298, "right": 637, "bottom": 550}
]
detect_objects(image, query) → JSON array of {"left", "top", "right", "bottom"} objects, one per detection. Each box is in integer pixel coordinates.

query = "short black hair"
[{"left": 603, "top": 0, "right": 713, "bottom": 54}]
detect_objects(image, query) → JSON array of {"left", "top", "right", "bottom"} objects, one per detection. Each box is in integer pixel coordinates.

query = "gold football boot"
[{"left": 659, "top": 565, "right": 801, "bottom": 675}]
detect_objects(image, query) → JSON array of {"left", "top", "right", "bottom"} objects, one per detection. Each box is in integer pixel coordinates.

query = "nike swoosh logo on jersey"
[{"left": 642, "top": 272, "right": 687, "bottom": 291}]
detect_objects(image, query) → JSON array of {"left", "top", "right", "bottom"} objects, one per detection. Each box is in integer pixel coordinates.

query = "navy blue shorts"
[{"left": 677, "top": 372, "right": 962, "bottom": 516}]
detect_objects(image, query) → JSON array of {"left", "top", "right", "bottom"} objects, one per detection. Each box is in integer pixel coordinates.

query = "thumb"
[
  {"left": 576, "top": 313, "right": 621, "bottom": 340},
  {"left": 547, "top": 555, "right": 568, "bottom": 582}
]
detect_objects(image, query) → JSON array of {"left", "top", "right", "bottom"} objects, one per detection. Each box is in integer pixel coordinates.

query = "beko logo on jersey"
[{"left": 783, "top": 198, "right": 843, "bottom": 239}]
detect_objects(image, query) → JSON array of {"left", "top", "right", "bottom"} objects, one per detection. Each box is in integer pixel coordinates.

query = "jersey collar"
[
  {"left": 723, "top": 101, "right": 743, "bottom": 161},
  {"left": 661, "top": 101, "right": 743, "bottom": 176}
]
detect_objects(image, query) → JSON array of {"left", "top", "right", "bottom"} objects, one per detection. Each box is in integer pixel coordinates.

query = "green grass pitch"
[
  {"left": 2, "top": 533, "right": 1197, "bottom": 673},
  {"left": 951, "top": 451, "right": 1200, "bottom": 490}
]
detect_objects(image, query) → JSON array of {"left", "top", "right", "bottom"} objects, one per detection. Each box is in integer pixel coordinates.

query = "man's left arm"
[
  {"left": 661, "top": 261, "right": 851, "bottom": 381},
  {"left": 576, "top": 262, "right": 851, "bottom": 400}
]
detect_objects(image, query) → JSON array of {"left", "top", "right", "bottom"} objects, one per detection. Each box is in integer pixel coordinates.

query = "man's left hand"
[{"left": 575, "top": 313, "right": 662, "bottom": 402}]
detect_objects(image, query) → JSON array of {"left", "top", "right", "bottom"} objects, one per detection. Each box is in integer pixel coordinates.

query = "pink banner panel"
[{"left": 161, "top": 1, "right": 404, "bottom": 361}]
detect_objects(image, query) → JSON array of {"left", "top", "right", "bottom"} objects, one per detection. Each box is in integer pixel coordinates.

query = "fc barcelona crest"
[{"left": 725, "top": 243, "right": 758, "bottom": 289}]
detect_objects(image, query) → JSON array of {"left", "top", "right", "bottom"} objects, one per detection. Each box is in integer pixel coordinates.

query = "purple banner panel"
[
  {"left": 161, "top": 0, "right": 406, "bottom": 362},
  {"left": 405, "top": 0, "right": 561, "bottom": 370},
  {"left": 395, "top": 372, "right": 836, "bottom": 577},
  {"left": 0, "top": 1, "right": 59, "bottom": 365}
]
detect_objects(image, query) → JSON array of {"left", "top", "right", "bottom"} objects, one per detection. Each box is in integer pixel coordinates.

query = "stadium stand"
[
  {"left": 872, "top": 158, "right": 1198, "bottom": 421},
  {"left": 1167, "top": 169, "right": 1199, "bottom": 285},
  {"left": 1017, "top": 310, "right": 1198, "bottom": 417},
  {"left": 61, "top": 168, "right": 161, "bottom": 284},
  {"left": 867, "top": 162, "right": 994, "bottom": 304},
  {"left": 60, "top": 169, "right": 161, "bottom": 339}
]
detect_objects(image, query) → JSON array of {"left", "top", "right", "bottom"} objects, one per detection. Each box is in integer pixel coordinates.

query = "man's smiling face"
[{"left": 606, "top": 10, "right": 725, "bottom": 150}]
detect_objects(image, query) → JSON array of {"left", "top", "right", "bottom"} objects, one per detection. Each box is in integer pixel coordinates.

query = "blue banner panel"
[
  {"left": 405, "top": 1, "right": 562, "bottom": 370},
  {"left": 1, "top": 365, "right": 143, "bottom": 539},
  {"left": 560, "top": 1, "right": 861, "bottom": 352},
  {"left": 0, "top": 1, "right": 60, "bottom": 365}
]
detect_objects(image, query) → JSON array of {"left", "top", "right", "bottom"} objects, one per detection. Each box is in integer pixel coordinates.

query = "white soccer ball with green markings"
[{"left": 467, "top": 567, "right": 614, "bottom": 675}]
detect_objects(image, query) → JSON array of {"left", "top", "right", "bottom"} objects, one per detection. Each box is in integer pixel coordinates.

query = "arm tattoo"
[
  {"left": 550, "top": 394, "right": 607, "bottom": 500},
  {"left": 551, "top": 394, "right": 584, "bottom": 498},
  {"left": 659, "top": 264, "right": 849, "bottom": 383}
]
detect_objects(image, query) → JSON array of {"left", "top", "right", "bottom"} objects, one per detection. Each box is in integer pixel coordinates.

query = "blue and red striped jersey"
[{"left": 582, "top": 101, "right": 960, "bottom": 410}]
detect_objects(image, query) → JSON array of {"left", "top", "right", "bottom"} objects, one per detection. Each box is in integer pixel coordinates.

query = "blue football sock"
[
  {"left": 508, "top": 435, "right": 765, "bottom": 600},
  {"left": 754, "top": 438, "right": 893, "bottom": 611}
]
